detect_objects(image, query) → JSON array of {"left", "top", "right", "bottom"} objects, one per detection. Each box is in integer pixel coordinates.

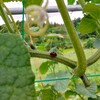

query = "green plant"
[
  {"left": 85, "top": 38, "right": 95, "bottom": 48},
  {"left": 0, "top": 0, "right": 100, "bottom": 99}
]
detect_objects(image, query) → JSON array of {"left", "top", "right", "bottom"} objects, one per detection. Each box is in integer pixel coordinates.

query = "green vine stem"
[
  {"left": 80, "top": 75, "right": 90, "bottom": 87},
  {"left": 55, "top": 0, "right": 87, "bottom": 76},
  {"left": 29, "top": 49, "right": 76, "bottom": 69},
  {"left": 0, "top": 4, "right": 14, "bottom": 33},
  {"left": 87, "top": 48, "right": 100, "bottom": 66},
  {"left": 3, "top": 3, "right": 21, "bottom": 35},
  {"left": 29, "top": 48, "right": 100, "bottom": 68}
]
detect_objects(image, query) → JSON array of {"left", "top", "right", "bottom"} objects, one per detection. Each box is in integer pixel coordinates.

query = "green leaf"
[
  {"left": 92, "top": 0, "right": 100, "bottom": 3},
  {"left": 0, "top": 34, "right": 36, "bottom": 100},
  {"left": 23, "top": 0, "right": 44, "bottom": 7},
  {"left": 45, "top": 71, "right": 72, "bottom": 92},
  {"left": 65, "top": 90, "right": 77, "bottom": 99},
  {"left": 94, "top": 38, "right": 100, "bottom": 48},
  {"left": 39, "top": 61, "right": 58, "bottom": 74},
  {"left": 39, "top": 61, "right": 50, "bottom": 74},
  {"left": 67, "top": 0, "right": 75, "bottom": 5},
  {"left": 39, "top": 86, "right": 65, "bottom": 100},
  {"left": 83, "top": 3, "right": 100, "bottom": 20},
  {"left": 40, "top": 88, "right": 56, "bottom": 100},
  {"left": 57, "top": 94, "right": 65, "bottom": 100},
  {"left": 76, "top": 82, "right": 97, "bottom": 98},
  {"left": 78, "top": 17, "right": 97, "bottom": 34}
]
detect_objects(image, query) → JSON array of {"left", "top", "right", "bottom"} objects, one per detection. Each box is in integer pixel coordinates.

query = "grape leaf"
[
  {"left": 83, "top": 3, "right": 100, "bottom": 20},
  {"left": 76, "top": 82, "right": 97, "bottom": 98},
  {"left": 40, "top": 88, "right": 56, "bottom": 100},
  {"left": 0, "top": 34, "right": 36, "bottom": 100},
  {"left": 44, "top": 71, "right": 72, "bottom": 92},
  {"left": 65, "top": 90, "right": 77, "bottom": 99},
  {"left": 78, "top": 17, "right": 97, "bottom": 34},
  {"left": 39, "top": 61, "right": 51, "bottom": 74},
  {"left": 39, "top": 61, "right": 58, "bottom": 74}
]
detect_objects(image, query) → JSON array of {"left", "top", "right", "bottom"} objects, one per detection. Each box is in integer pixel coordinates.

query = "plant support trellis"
[{"left": 35, "top": 74, "right": 100, "bottom": 83}]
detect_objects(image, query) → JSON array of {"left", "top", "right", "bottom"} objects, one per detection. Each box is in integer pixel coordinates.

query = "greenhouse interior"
[{"left": 0, "top": 0, "right": 100, "bottom": 100}]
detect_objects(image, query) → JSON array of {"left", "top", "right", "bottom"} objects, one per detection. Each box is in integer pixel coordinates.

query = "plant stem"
[
  {"left": 30, "top": 48, "right": 100, "bottom": 68},
  {"left": 34, "top": 58, "right": 44, "bottom": 88},
  {"left": 0, "top": 4, "right": 14, "bottom": 33},
  {"left": 3, "top": 3, "right": 21, "bottom": 35},
  {"left": 78, "top": 0, "right": 85, "bottom": 8},
  {"left": 29, "top": 49, "right": 76, "bottom": 69},
  {"left": 55, "top": 0, "right": 87, "bottom": 76},
  {"left": 87, "top": 49, "right": 100, "bottom": 66},
  {"left": 80, "top": 75, "right": 90, "bottom": 87}
]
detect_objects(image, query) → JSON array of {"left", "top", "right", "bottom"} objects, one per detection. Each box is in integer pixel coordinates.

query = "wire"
[
  {"left": 35, "top": 74, "right": 100, "bottom": 83},
  {"left": 21, "top": 0, "right": 25, "bottom": 40}
]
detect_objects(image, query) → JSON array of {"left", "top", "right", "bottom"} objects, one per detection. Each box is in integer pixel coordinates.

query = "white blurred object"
[{"left": 0, "top": 1, "right": 83, "bottom": 25}]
